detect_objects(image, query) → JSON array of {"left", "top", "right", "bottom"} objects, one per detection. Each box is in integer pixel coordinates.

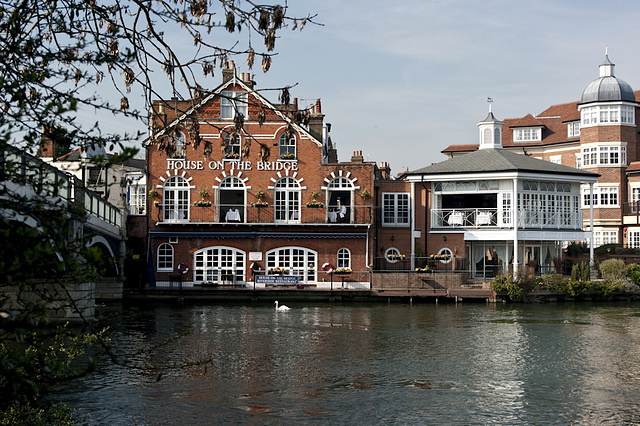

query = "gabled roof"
[
  {"left": 507, "top": 113, "right": 546, "bottom": 128},
  {"left": 145, "top": 72, "right": 322, "bottom": 147},
  {"left": 443, "top": 91, "right": 640, "bottom": 155},
  {"left": 406, "top": 148, "right": 598, "bottom": 179}
]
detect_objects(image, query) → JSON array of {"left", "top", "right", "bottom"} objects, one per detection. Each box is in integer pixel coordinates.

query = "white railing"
[{"left": 432, "top": 208, "right": 582, "bottom": 230}]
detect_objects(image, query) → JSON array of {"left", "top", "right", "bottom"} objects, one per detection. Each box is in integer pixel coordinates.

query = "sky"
[{"left": 86, "top": 0, "right": 640, "bottom": 175}]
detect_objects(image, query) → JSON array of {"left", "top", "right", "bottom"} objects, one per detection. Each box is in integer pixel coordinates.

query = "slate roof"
[{"left": 406, "top": 148, "right": 598, "bottom": 179}]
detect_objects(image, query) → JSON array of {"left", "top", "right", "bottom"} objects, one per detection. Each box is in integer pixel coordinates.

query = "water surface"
[{"left": 51, "top": 302, "right": 640, "bottom": 424}]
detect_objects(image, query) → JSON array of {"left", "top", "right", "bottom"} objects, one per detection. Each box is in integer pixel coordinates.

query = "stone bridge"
[{"left": 1, "top": 146, "right": 126, "bottom": 320}]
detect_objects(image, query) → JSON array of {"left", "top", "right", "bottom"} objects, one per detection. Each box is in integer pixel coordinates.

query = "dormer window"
[
  {"left": 567, "top": 121, "right": 580, "bottom": 138},
  {"left": 513, "top": 127, "right": 541, "bottom": 142},
  {"left": 220, "top": 91, "right": 248, "bottom": 119}
]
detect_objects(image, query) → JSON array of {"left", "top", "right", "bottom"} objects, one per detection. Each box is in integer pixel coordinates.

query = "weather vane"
[{"left": 487, "top": 97, "right": 493, "bottom": 113}]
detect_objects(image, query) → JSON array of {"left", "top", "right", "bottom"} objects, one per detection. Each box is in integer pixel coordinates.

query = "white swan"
[{"left": 274, "top": 300, "right": 291, "bottom": 311}]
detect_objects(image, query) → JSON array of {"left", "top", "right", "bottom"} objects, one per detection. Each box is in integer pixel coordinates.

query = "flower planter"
[
  {"left": 252, "top": 202, "right": 268, "bottom": 208},
  {"left": 306, "top": 203, "right": 324, "bottom": 208}
]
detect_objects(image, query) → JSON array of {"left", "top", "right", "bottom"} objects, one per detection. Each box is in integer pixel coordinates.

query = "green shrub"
[
  {"left": 571, "top": 262, "right": 590, "bottom": 282},
  {"left": 491, "top": 274, "right": 522, "bottom": 301},
  {"left": 598, "top": 258, "right": 627, "bottom": 283},
  {"left": 540, "top": 273, "right": 570, "bottom": 293},
  {"left": 626, "top": 263, "right": 640, "bottom": 286}
]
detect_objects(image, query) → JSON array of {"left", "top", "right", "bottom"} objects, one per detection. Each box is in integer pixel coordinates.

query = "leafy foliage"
[
  {"left": 598, "top": 258, "right": 627, "bottom": 283},
  {"left": 1, "top": 0, "right": 315, "bottom": 422}
]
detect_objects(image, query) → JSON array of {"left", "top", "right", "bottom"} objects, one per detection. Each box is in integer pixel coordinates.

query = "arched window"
[
  {"left": 266, "top": 247, "right": 317, "bottom": 283},
  {"left": 279, "top": 132, "right": 296, "bottom": 159},
  {"left": 163, "top": 176, "right": 190, "bottom": 222},
  {"left": 337, "top": 248, "right": 351, "bottom": 270},
  {"left": 194, "top": 246, "right": 245, "bottom": 284},
  {"left": 157, "top": 243, "right": 174, "bottom": 271},
  {"left": 274, "top": 176, "right": 300, "bottom": 223},
  {"left": 219, "top": 176, "right": 246, "bottom": 223},
  {"left": 223, "top": 131, "right": 241, "bottom": 160},
  {"left": 327, "top": 177, "right": 354, "bottom": 223}
]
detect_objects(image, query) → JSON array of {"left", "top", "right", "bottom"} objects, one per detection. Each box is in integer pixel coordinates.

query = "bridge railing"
[{"left": 1, "top": 145, "right": 122, "bottom": 227}]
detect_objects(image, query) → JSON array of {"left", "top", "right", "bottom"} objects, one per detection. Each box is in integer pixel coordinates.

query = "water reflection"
[{"left": 50, "top": 303, "right": 640, "bottom": 424}]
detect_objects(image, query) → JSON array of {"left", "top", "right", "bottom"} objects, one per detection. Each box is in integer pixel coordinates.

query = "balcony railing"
[
  {"left": 155, "top": 203, "right": 374, "bottom": 225},
  {"left": 623, "top": 202, "right": 640, "bottom": 216},
  {"left": 432, "top": 208, "right": 583, "bottom": 230}
]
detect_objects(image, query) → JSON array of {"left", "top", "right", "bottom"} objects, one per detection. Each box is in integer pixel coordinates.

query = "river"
[{"left": 50, "top": 301, "right": 640, "bottom": 424}]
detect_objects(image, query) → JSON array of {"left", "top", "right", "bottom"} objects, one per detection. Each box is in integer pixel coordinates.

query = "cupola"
[
  {"left": 477, "top": 99, "right": 504, "bottom": 150},
  {"left": 580, "top": 54, "right": 635, "bottom": 104}
]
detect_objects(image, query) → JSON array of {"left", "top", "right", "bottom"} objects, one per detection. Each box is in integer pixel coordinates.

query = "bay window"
[{"left": 579, "top": 145, "right": 626, "bottom": 167}]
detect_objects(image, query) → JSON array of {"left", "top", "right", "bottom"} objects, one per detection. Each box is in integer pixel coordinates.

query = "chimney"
[
  {"left": 222, "top": 60, "right": 236, "bottom": 83},
  {"left": 378, "top": 162, "right": 392, "bottom": 180},
  {"left": 308, "top": 98, "right": 324, "bottom": 142},
  {"left": 351, "top": 150, "right": 364, "bottom": 163},
  {"left": 40, "top": 132, "right": 54, "bottom": 159}
]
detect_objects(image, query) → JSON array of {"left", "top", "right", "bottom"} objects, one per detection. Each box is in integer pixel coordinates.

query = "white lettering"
[{"left": 257, "top": 161, "right": 265, "bottom": 171}]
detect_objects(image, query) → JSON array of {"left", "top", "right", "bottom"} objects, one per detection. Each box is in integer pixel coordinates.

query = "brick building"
[
  {"left": 442, "top": 54, "right": 640, "bottom": 249},
  {"left": 375, "top": 107, "right": 598, "bottom": 279},
  {"left": 145, "top": 63, "right": 378, "bottom": 288}
]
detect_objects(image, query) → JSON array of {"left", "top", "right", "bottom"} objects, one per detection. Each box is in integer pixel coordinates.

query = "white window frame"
[
  {"left": 279, "top": 132, "right": 296, "bottom": 159},
  {"left": 162, "top": 176, "right": 191, "bottom": 222},
  {"left": 337, "top": 248, "right": 351, "bottom": 270},
  {"left": 220, "top": 91, "right": 248, "bottom": 120},
  {"left": 593, "top": 230, "right": 618, "bottom": 247},
  {"left": 193, "top": 246, "right": 246, "bottom": 284},
  {"left": 382, "top": 192, "right": 410, "bottom": 227},
  {"left": 628, "top": 229, "right": 640, "bottom": 248},
  {"left": 549, "top": 155, "right": 562, "bottom": 165},
  {"left": 157, "top": 243, "right": 174, "bottom": 271},
  {"left": 580, "top": 104, "right": 636, "bottom": 127},
  {"left": 218, "top": 175, "right": 246, "bottom": 223},
  {"left": 274, "top": 176, "right": 301, "bottom": 223},
  {"left": 513, "top": 127, "right": 542, "bottom": 142},
  {"left": 385, "top": 247, "right": 401, "bottom": 263},
  {"left": 266, "top": 247, "right": 317, "bottom": 283},
  {"left": 326, "top": 176, "right": 355, "bottom": 224},
  {"left": 579, "top": 144, "right": 626, "bottom": 167},
  {"left": 127, "top": 181, "right": 146, "bottom": 215},
  {"left": 581, "top": 185, "right": 619, "bottom": 208},
  {"left": 223, "top": 131, "right": 242, "bottom": 160},
  {"left": 567, "top": 121, "right": 581, "bottom": 138}
]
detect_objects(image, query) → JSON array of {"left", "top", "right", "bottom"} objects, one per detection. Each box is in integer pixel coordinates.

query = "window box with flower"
[
  {"left": 224, "top": 152, "right": 240, "bottom": 160},
  {"left": 306, "top": 201, "right": 324, "bottom": 208},
  {"left": 280, "top": 152, "right": 296, "bottom": 160},
  {"left": 334, "top": 268, "right": 352, "bottom": 274},
  {"left": 307, "top": 189, "right": 323, "bottom": 208},
  {"left": 388, "top": 253, "right": 406, "bottom": 261},
  {"left": 252, "top": 189, "right": 268, "bottom": 207},
  {"left": 268, "top": 267, "right": 286, "bottom": 275},
  {"left": 195, "top": 187, "right": 211, "bottom": 206}
]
